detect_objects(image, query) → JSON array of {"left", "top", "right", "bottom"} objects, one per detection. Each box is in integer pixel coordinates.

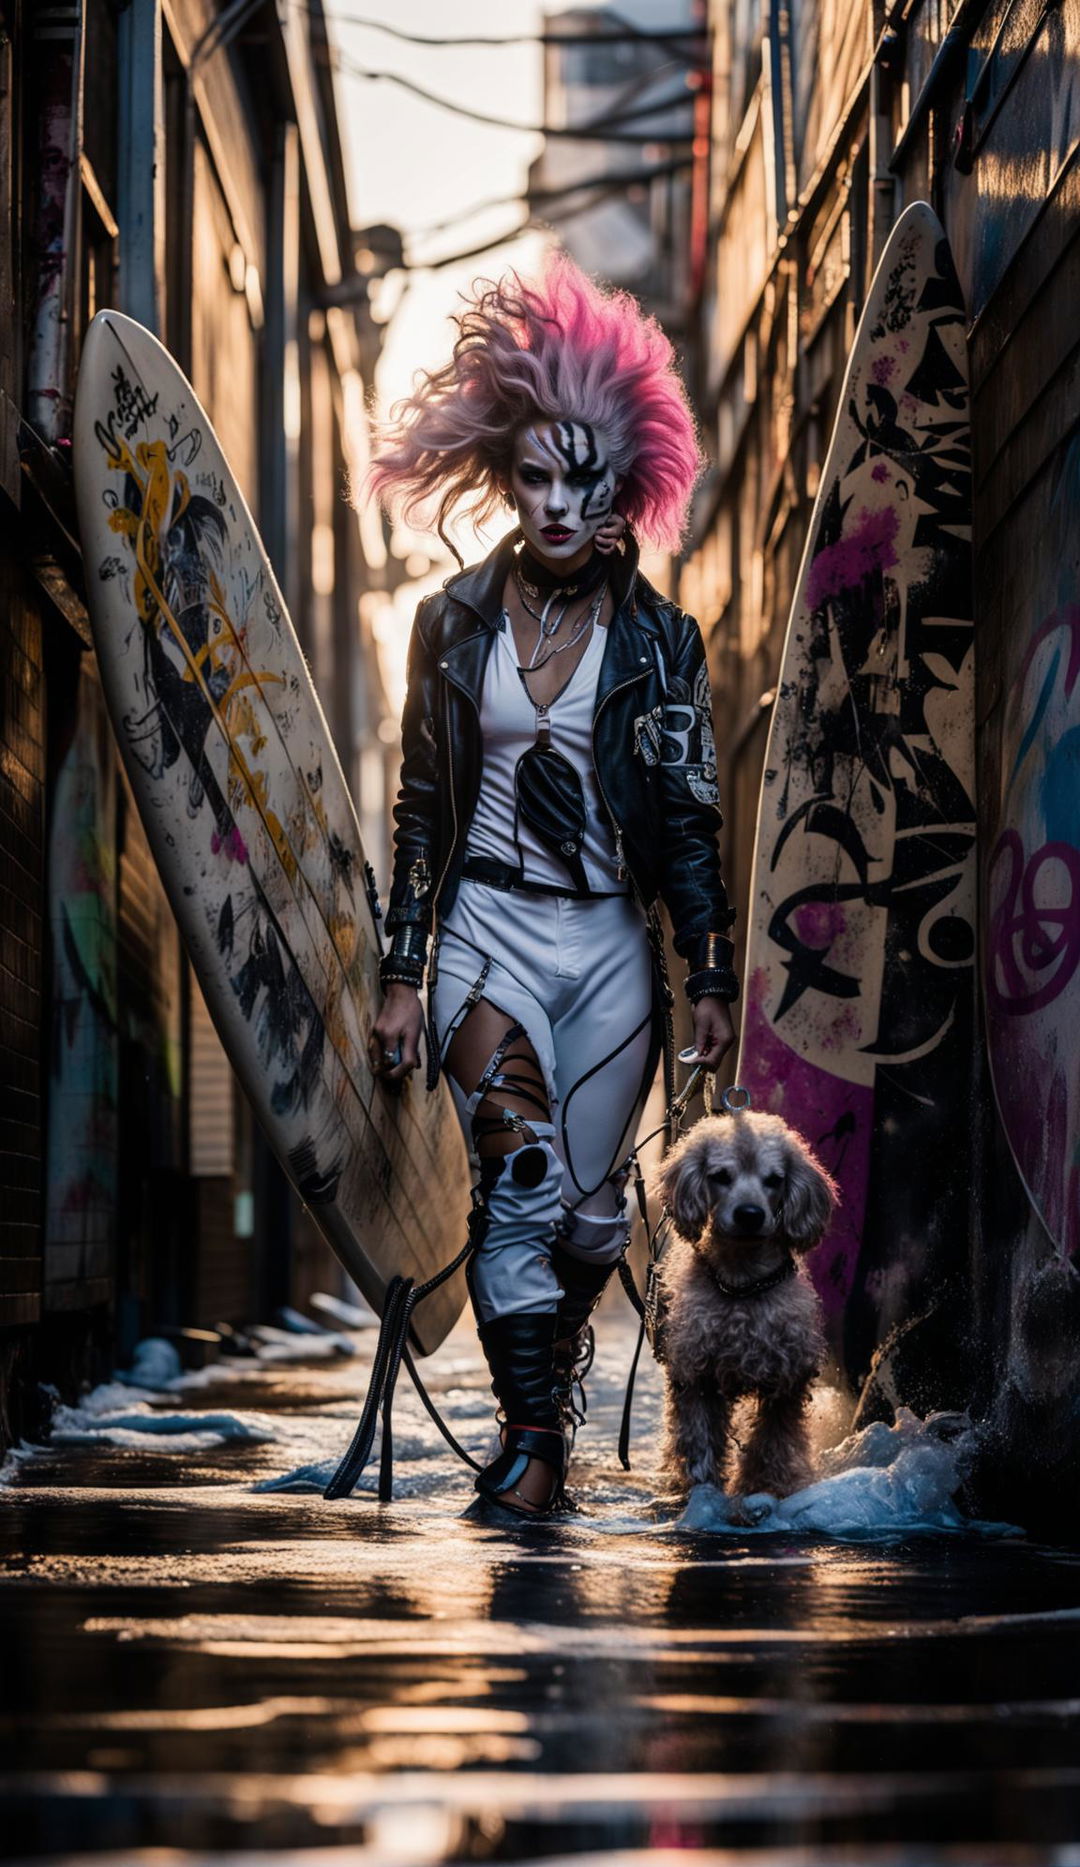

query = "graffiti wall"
[
  {"left": 45, "top": 659, "right": 118, "bottom": 1303},
  {"left": 983, "top": 432, "right": 1080, "bottom": 1258}
]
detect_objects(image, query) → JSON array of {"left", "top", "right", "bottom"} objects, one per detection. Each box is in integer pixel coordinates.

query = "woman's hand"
[
  {"left": 690, "top": 996, "right": 736, "bottom": 1072},
  {"left": 594, "top": 510, "right": 627, "bottom": 555},
  {"left": 369, "top": 982, "right": 425, "bottom": 1083}
]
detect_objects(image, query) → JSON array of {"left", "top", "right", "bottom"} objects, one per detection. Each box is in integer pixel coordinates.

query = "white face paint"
[{"left": 508, "top": 420, "right": 618, "bottom": 571}]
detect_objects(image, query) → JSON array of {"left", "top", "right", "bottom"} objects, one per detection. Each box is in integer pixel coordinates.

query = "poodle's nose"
[{"left": 733, "top": 1203, "right": 767, "bottom": 1233}]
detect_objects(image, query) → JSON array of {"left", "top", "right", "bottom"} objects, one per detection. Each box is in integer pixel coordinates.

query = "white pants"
[{"left": 432, "top": 880, "right": 657, "bottom": 1321}]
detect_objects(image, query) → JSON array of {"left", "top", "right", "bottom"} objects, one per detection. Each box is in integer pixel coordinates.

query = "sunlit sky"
[{"left": 326, "top": 1, "right": 554, "bottom": 708}]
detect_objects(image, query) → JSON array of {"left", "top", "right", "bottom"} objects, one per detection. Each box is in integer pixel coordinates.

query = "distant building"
[
  {"left": 530, "top": 2, "right": 703, "bottom": 335},
  {"left": 0, "top": 0, "right": 392, "bottom": 1440}
]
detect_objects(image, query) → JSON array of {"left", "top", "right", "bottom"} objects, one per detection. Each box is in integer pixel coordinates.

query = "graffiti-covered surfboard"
[
  {"left": 72, "top": 311, "right": 469, "bottom": 1354},
  {"left": 737, "top": 204, "right": 976, "bottom": 1389}
]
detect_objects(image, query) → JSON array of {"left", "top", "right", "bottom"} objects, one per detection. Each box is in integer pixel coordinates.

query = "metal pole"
[{"left": 117, "top": 0, "right": 165, "bottom": 333}]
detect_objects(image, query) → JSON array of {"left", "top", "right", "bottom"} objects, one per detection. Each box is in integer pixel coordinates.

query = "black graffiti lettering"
[{"left": 109, "top": 364, "right": 159, "bottom": 439}]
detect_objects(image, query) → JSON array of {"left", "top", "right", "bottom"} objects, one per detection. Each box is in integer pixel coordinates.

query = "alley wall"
[
  {"left": 0, "top": 0, "right": 390, "bottom": 1441},
  {"left": 683, "top": 0, "right": 1080, "bottom": 1528}
]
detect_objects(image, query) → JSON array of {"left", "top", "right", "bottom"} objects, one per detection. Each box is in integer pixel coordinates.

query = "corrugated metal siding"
[{"left": 189, "top": 974, "right": 234, "bottom": 1179}]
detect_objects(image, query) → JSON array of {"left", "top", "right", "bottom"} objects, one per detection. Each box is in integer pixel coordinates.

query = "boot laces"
[{"left": 555, "top": 1322, "right": 596, "bottom": 1441}]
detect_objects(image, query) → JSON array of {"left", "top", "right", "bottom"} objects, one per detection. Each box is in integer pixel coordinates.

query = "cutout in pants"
[{"left": 432, "top": 881, "right": 657, "bottom": 1322}]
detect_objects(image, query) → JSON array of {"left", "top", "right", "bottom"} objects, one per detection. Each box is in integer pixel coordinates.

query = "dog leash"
[
  {"left": 324, "top": 1068, "right": 752, "bottom": 1502},
  {"left": 615, "top": 1075, "right": 754, "bottom": 1470}
]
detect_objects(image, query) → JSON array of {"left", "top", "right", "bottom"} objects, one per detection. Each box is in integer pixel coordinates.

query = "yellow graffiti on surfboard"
[{"left": 99, "top": 429, "right": 370, "bottom": 1088}]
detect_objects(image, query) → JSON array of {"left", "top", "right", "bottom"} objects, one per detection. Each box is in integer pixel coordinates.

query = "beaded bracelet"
[{"left": 379, "top": 959, "right": 424, "bottom": 993}]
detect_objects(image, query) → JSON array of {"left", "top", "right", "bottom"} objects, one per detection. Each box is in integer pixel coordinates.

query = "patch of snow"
[
  {"left": 254, "top": 1457, "right": 343, "bottom": 1494},
  {"left": 249, "top": 1323, "right": 355, "bottom": 1360},
  {"left": 48, "top": 1394, "right": 277, "bottom": 1452},
  {"left": 310, "top": 1290, "right": 378, "bottom": 1328},
  {"left": 115, "top": 1336, "right": 183, "bottom": 1389},
  {"left": 0, "top": 1442, "right": 38, "bottom": 1486}
]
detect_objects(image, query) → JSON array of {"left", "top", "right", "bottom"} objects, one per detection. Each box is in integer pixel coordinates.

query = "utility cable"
[
  {"left": 331, "top": 55, "right": 694, "bottom": 141},
  {"left": 405, "top": 166, "right": 690, "bottom": 273},
  {"left": 410, "top": 155, "right": 695, "bottom": 242},
  {"left": 311, "top": 9, "right": 706, "bottom": 52}
]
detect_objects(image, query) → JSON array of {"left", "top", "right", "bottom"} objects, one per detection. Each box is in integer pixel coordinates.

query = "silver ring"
[{"left": 721, "top": 1084, "right": 752, "bottom": 1115}]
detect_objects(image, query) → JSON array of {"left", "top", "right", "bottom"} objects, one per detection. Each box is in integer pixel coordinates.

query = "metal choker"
[{"left": 516, "top": 545, "right": 606, "bottom": 598}]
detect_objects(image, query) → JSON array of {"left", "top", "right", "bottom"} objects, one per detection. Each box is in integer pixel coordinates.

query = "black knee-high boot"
[
  {"left": 550, "top": 1239, "right": 620, "bottom": 1438},
  {"left": 475, "top": 1309, "right": 566, "bottom": 1515}
]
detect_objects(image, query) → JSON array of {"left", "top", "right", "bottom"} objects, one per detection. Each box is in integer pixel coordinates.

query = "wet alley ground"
[{"left": 3, "top": 1304, "right": 1080, "bottom": 1866}]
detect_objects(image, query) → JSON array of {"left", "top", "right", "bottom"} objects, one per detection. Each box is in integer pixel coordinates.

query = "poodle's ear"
[
  {"left": 781, "top": 1136, "right": 839, "bottom": 1251},
  {"left": 655, "top": 1136, "right": 712, "bottom": 1243}
]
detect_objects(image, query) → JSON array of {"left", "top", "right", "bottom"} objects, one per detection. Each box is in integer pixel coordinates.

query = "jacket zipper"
[
  {"left": 432, "top": 643, "right": 485, "bottom": 908},
  {"left": 591, "top": 670, "right": 650, "bottom": 889}
]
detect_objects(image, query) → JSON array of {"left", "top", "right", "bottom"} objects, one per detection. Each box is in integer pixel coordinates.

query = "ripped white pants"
[{"left": 432, "top": 880, "right": 657, "bottom": 1322}]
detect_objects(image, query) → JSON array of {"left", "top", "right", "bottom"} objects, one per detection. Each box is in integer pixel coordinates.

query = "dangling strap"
[
  {"left": 615, "top": 1057, "right": 708, "bottom": 1468},
  {"left": 617, "top": 1156, "right": 651, "bottom": 1470},
  {"left": 324, "top": 1205, "right": 482, "bottom": 1502}
]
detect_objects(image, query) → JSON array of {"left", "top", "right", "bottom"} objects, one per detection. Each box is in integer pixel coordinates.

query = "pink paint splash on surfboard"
[
  {"left": 740, "top": 968, "right": 872, "bottom": 1324},
  {"left": 211, "top": 825, "right": 248, "bottom": 864},
  {"left": 806, "top": 506, "right": 900, "bottom": 609}
]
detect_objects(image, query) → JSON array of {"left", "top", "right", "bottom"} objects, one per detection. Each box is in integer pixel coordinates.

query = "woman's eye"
[{"left": 520, "top": 470, "right": 546, "bottom": 485}]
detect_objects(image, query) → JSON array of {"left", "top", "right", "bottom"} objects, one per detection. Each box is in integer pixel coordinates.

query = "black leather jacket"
[{"left": 382, "top": 532, "right": 738, "bottom": 998}]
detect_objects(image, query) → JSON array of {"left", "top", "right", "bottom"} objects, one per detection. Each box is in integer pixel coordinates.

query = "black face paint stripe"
[
  {"left": 553, "top": 421, "right": 599, "bottom": 474},
  {"left": 516, "top": 421, "right": 613, "bottom": 521}
]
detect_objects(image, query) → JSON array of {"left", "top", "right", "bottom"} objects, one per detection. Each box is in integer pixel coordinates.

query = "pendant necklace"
[{"left": 513, "top": 567, "right": 605, "bottom": 669}]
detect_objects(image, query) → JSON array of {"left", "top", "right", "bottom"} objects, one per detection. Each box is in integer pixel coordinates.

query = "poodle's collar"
[{"left": 706, "top": 1252, "right": 795, "bottom": 1300}]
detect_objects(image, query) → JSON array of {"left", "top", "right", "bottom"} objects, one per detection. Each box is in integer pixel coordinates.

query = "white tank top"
[{"left": 466, "top": 615, "right": 625, "bottom": 892}]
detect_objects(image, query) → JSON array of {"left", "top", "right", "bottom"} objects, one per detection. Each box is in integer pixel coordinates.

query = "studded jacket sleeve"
[
  {"left": 655, "top": 612, "right": 739, "bottom": 1002},
  {"left": 380, "top": 598, "right": 439, "bottom": 988}
]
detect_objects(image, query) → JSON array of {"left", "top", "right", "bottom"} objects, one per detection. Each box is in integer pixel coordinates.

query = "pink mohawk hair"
[{"left": 368, "top": 252, "right": 704, "bottom": 556}]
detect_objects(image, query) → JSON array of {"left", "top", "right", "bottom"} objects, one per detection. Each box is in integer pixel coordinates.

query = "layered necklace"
[{"left": 513, "top": 547, "right": 608, "bottom": 672}]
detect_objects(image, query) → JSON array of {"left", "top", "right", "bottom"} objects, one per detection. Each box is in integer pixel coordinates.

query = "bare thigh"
[{"left": 445, "top": 999, "right": 551, "bottom": 1161}]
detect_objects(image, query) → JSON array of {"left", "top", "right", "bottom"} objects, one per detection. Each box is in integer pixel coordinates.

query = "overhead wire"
[
  {"left": 410, "top": 156, "right": 694, "bottom": 242},
  {"left": 403, "top": 159, "right": 691, "bottom": 273},
  {"left": 304, "top": 8, "right": 706, "bottom": 55},
  {"left": 330, "top": 55, "right": 695, "bottom": 141}
]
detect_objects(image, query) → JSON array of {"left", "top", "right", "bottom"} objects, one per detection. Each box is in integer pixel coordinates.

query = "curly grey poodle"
[{"left": 652, "top": 1110, "right": 838, "bottom": 1502}]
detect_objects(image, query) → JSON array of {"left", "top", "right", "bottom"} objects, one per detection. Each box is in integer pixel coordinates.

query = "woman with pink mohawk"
[{"left": 368, "top": 253, "right": 738, "bottom": 1516}]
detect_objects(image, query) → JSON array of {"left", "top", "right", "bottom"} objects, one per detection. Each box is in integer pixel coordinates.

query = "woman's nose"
[{"left": 545, "top": 487, "right": 568, "bottom": 516}]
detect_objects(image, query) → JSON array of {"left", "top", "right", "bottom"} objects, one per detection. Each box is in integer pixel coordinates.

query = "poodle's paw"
[
  {"left": 728, "top": 1491, "right": 776, "bottom": 1527},
  {"left": 676, "top": 1483, "right": 733, "bottom": 1530}
]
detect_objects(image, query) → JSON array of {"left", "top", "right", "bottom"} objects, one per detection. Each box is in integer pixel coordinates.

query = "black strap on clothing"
[
  {"left": 462, "top": 853, "right": 624, "bottom": 900},
  {"left": 469, "top": 1020, "right": 551, "bottom": 1145}
]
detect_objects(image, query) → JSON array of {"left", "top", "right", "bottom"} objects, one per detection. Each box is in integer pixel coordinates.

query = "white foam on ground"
[
  {"left": 48, "top": 1393, "right": 277, "bottom": 1453},
  {"left": 253, "top": 1427, "right": 441, "bottom": 1494},
  {"left": 309, "top": 1290, "right": 378, "bottom": 1329},
  {"left": 115, "top": 1337, "right": 184, "bottom": 1388},
  {"left": 670, "top": 1409, "right": 1020, "bottom": 1542},
  {"left": 248, "top": 1324, "right": 355, "bottom": 1360}
]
